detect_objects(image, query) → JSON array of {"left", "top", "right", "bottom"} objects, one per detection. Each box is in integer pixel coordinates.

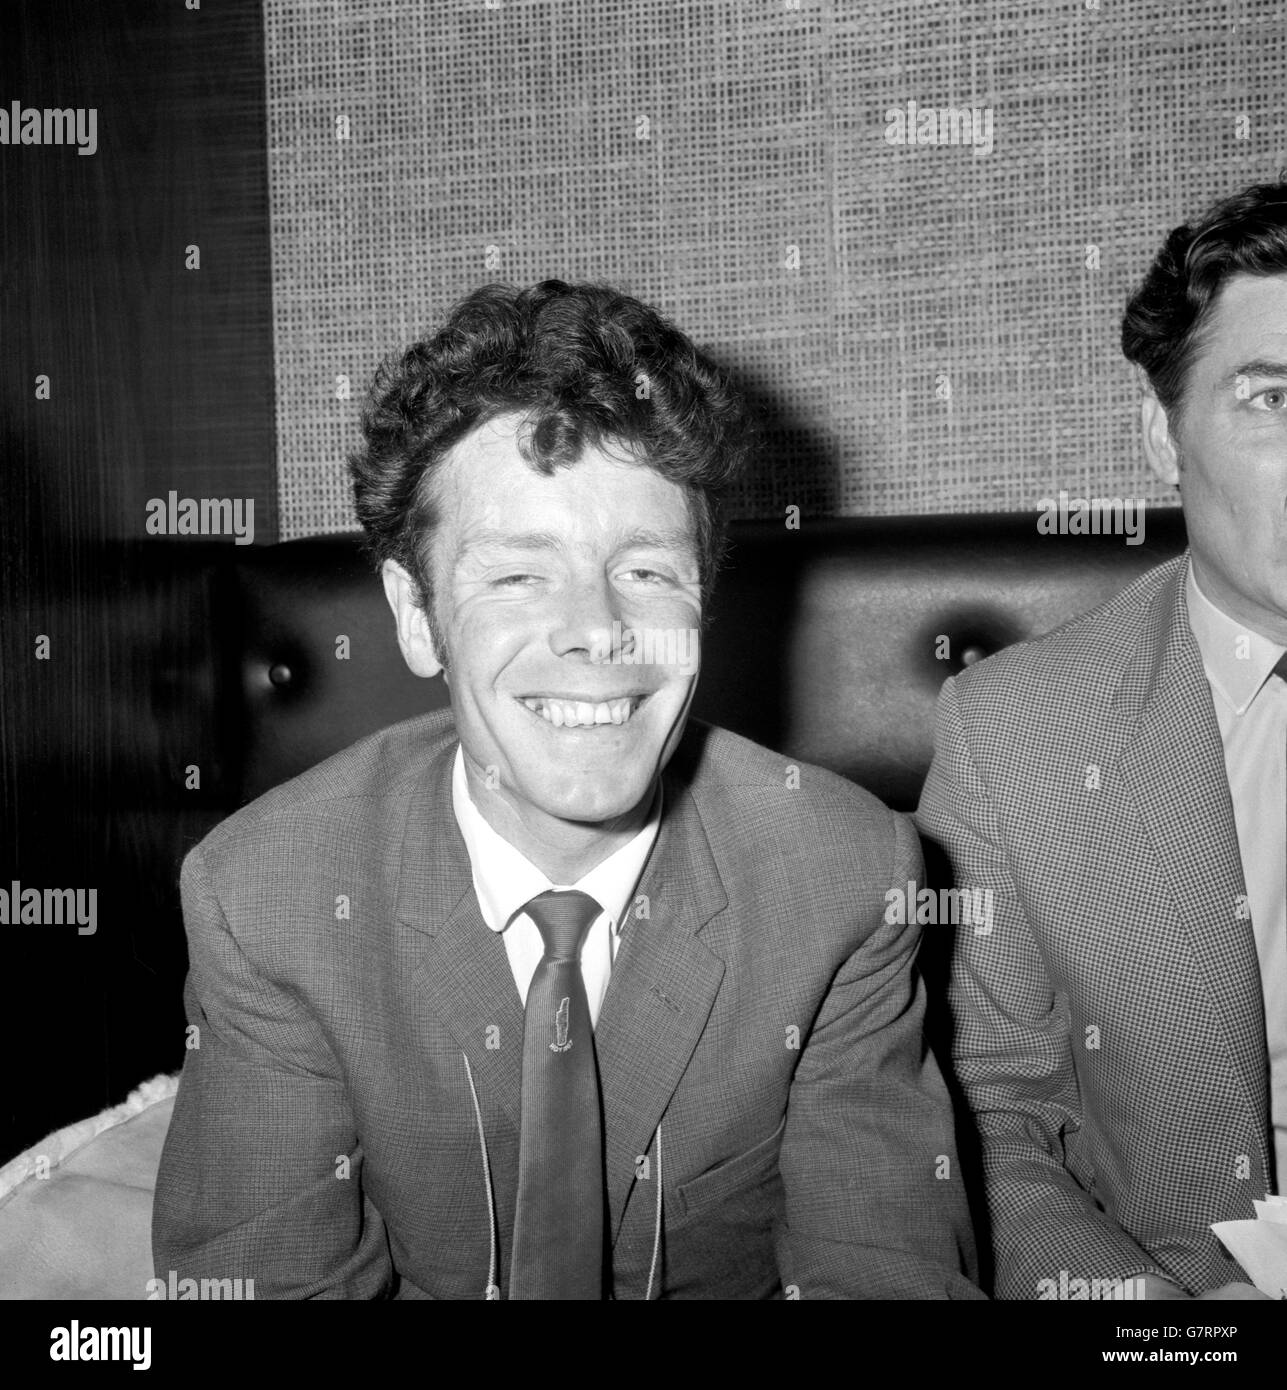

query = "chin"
[{"left": 529, "top": 770, "right": 657, "bottom": 827}]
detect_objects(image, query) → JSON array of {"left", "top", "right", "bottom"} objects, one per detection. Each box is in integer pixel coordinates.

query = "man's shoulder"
[
  {"left": 195, "top": 709, "right": 455, "bottom": 864},
  {"left": 677, "top": 719, "right": 907, "bottom": 847},
  {"left": 950, "top": 553, "right": 1186, "bottom": 715},
  {"left": 672, "top": 724, "right": 916, "bottom": 923}
]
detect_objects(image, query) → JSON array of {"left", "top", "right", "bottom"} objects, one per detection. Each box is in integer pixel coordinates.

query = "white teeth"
[{"left": 523, "top": 696, "right": 639, "bottom": 727}]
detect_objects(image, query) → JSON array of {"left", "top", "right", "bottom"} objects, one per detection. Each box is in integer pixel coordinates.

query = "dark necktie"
[{"left": 509, "top": 889, "right": 606, "bottom": 1300}]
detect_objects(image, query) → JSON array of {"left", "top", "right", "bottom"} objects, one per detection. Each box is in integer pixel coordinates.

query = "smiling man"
[
  {"left": 153, "top": 281, "right": 980, "bottom": 1300},
  {"left": 382, "top": 416, "right": 701, "bottom": 882},
  {"left": 917, "top": 181, "right": 1287, "bottom": 1299}
]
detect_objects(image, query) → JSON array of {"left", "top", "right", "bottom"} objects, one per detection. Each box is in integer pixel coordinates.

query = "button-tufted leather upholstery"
[
  {"left": 0, "top": 510, "right": 1190, "bottom": 1298},
  {"left": 230, "top": 512, "right": 1186, "bottom": 811}
]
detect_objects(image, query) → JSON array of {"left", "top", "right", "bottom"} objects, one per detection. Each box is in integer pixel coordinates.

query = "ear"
[
  {"left": 381, "top": 560, "right": 444, "bottom": 679},
  {"left": 1140, "top": 383, "right": 1181, "bottom": 488}
]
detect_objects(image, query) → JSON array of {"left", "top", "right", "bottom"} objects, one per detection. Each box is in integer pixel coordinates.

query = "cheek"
[
  {"left": 1182, "top": 451, "right": 1251, "bottom": 526},
  {"left": 622, "top": 595, "right": 702, "bottom": 648},
  {"left": 1222, "top": 460, "right": 1287, "bottom": 526},
  {"left": 449, "top": 607, "right": 531, "bottom": 682},
  {"left": 1250, "top": 448, "right": 1287, "bottom": 501}
]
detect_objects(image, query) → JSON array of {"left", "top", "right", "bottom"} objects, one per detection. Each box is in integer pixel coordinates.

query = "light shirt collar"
[
  {"left": 450, "top": 744, "right": 662, "bottom": 936},
  {"left": 1186, "top": 563, "right": 1287, "bottom": 716}
]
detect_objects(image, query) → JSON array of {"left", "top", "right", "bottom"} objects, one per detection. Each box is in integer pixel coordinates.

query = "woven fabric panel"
[{"left": 266, "top": 0, "right": 1287, "bottom": 537}]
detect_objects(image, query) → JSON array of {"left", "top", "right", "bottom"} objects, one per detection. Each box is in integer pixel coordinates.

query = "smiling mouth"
[{"left": 519, "top": 695, "right": 647, "bottom": 728}]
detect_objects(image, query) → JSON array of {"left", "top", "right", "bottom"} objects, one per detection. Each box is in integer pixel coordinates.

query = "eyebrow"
[
  {"left": 617, "top": 526, "right": 696, "bottom": 553},
  {"left": 1227, "top": 359, "right": 1287, "bottom": 382},
  {"left": 457, "top": 525, "right": 696, "bottom": 556},
  {"left": 457, "top": 529, "right": 562, "bottom": 556}
]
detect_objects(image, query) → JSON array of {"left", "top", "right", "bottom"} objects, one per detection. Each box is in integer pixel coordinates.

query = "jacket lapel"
[
  {"left": 1117, "top": 557, "right": 1270, "bottom": 1166},
  {"left": 594, "top": 763, "right": 729, "bottom": 1242},
  {"left": 395, "top": 729, "right": 525, "bottom": 1132}
]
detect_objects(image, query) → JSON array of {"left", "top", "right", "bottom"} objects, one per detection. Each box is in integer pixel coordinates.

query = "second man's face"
[
  {"left": 423, "top": 413, "right": 704, "bottom": 846},
  {"left": 1148, "top": 271, "right": 1287, "bottom": 643}
]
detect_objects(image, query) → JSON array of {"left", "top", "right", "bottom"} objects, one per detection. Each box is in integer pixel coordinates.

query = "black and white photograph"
[{"left": 1, "top": 0, "right": 1284, "bottom": 1364}]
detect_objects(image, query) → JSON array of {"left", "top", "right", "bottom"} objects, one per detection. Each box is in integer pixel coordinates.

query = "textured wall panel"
[{"left": 266, "top": 0, "right": 1287, "bottom": 535}]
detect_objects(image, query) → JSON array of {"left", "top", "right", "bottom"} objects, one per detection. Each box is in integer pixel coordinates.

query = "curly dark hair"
[
  {"left": 1121, "top": 178, "right": 1287, "bottom": 421},
  {"left": 349, "top": 280, "right": 757, "bottom": 653}
]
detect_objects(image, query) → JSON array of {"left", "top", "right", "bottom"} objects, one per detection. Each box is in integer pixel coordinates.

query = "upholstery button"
[
  {"left": 959, "top": 645, "right": 987, "bottom": 667},
  {"left": 268, "top": 662, "right": 292, "bottom": 687}
]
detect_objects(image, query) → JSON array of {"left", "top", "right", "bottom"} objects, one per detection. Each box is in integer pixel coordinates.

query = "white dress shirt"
[
  {"left": 1186, "top": 565, "right": 1287, "bottom": 1191},
  {"left": 450, "top": 745, "right": 662, "bottom": 1026}
]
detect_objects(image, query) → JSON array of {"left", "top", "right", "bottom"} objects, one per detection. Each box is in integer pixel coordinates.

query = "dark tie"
[{"left": 509, "top": 889, "right": 606, "bottom": 1300}]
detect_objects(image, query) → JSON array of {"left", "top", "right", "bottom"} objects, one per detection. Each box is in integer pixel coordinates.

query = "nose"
[{"left": 547, "top": 574, "right": 624, "bottom": 663}]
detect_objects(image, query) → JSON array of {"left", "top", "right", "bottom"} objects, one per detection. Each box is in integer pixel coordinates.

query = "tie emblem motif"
[
  {"left": 510, "top": 889, "right": 606, "bottom": 1299},
  {"left": 550, "top": 995, "right": 572, "bottom": 1052}
]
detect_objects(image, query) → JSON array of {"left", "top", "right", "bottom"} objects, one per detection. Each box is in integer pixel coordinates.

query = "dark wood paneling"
[{"left": 0, "top": 0, "right": 275, "bottom": 1156}]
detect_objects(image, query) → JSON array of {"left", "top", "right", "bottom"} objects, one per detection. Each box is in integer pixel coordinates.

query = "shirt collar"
[
  {"left": 1185, "top": 563, "right": 1287, "bottom": 716},
  {"left": 450, "top": 744, "right": 662, "bottom": 936}
]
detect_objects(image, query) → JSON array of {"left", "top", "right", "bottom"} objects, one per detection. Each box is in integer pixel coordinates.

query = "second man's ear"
[
  {"left": 1140, "top": 384, "right": 1181, "bottom": 488},
  {"left": 381, "top": 559, "right": 444, "bottom": 679}
]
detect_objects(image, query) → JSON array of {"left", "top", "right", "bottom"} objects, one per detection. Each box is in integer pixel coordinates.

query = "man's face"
[
  {"left": 397, "top": 414, "right": 703, "bottom": 845},
  {"left": 1144, "top": 271, "right": 1287, "bottom": 642}
]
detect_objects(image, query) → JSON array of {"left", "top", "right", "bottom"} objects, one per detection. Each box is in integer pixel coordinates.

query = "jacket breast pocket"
[{"left": 674, "top": 1115, "right": 787, "bottom": 1221}]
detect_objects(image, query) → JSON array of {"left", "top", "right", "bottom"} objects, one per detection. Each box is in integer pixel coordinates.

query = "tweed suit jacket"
[
  {"left": 916, "top": 553, "right": 1272, "bottom": 1298},
  {"left": 152, "top": 710, "right": 981, "bottom": 1299}
]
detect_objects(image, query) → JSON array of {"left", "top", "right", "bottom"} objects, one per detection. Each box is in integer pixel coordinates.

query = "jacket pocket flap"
[{"left": 674, "top": 1114, "right": 787, "bottom": 1219}]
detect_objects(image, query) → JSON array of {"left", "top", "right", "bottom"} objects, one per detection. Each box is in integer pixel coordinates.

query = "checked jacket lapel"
[
  {"left": 594, "top": 765, "right": 729, "bottom": 1243},
  {"left": 1116, "top": 559, "right": 1271, "bottom": 1183},
  {"left": 395, "top": 735, "right": 525, "bottom": 1133}
]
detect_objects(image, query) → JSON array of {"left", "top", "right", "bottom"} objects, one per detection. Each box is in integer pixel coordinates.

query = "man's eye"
[
  {"left": 1250, "top": 387, "right": 1287, "bottom": 411},
  {"left": 492, "top": 573, "right": 540, "bottom": 588},
  {"left": 620, "top": 568, "right": 668, "bottom": 585}
]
